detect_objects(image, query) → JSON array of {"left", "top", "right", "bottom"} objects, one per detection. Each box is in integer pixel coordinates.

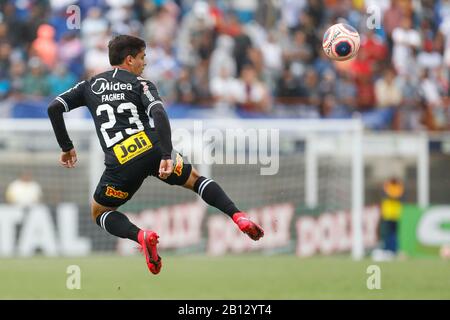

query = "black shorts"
[{"left": 93, "top": 148, "right": 192, "bottom": 208}]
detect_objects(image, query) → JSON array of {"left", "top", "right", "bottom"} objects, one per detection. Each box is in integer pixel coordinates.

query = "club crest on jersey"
[
  {"left": 113, "top": 131, "right": 153, "bottom": 164},
  {"left": 141, "top": 81, "right": 155, "bottom": 102},
  {"left": 174, "top": 153, "right": 184, "bottom": 176},
  {"left": 105, "top": 186, "right": 128, "bottom": 199},
  {"left": 91, "top": 78, "right": 132, "bottom": 95}
]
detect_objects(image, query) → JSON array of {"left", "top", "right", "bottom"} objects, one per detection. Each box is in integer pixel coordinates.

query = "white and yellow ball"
[{"left": 322, "top": 23, "right": 360, "bottom": 61}]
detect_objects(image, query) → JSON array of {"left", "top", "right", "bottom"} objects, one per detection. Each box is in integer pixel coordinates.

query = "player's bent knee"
[
  {"left": 190, "top": 168, "right": 200, "bottom": 180},
  {"left": 91, "top": 199, "right": 117, "bottom": 222},
  {"left": 183, "top": 168, "right": 200, "bottom": 190}
]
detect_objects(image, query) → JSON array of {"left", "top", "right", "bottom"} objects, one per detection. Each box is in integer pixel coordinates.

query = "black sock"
[
  {"left": 193, "top": 176, "right": 239, "bottom": 218},
  {"left": 96, "top": 211, "right": 140, "bottom": 243}
]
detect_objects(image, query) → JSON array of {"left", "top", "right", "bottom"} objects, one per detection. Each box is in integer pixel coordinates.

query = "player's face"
[{"left": 130, "top": 50, "right": 146, "bottom": 76}]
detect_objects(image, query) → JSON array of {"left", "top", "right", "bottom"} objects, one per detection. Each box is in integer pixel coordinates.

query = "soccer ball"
[
  {"left": 322, "top": 23, "right": 360, "bottom": 61},
  {"left": 440, "top": 244, "right": 450, "bottom": 260}
]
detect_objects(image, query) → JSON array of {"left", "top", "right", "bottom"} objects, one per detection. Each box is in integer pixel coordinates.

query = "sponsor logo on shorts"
[
  {"left": 105, "top": 186, "right": 129, "bottom": 199},
  {"left": 174, "top": 153, "right": 184, "bottom": 176},
  {"left": 113, "top": 131, "right": 153, "bottom": 164}
]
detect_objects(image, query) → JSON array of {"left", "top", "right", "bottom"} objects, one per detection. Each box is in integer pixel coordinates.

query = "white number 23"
[{"left": 96, "top": 102, "right": 144, "bottom": 148}]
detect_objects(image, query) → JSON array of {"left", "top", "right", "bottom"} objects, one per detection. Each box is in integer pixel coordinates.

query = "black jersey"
[{"left": 57, "top": 68, "right": 163, "bottom": 167}]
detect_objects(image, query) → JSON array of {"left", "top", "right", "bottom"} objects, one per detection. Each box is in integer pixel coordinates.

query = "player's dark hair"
[{"left": 108, "top": 35, "right": 146, "bottom": 66}]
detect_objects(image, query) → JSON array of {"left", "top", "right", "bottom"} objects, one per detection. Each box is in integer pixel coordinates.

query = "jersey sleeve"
[
  {"left": 55, "top": 80, "right": 87, "bottom": 112},
  {"left": 137, "top": 78, "right": 164, "bottom": 118}
]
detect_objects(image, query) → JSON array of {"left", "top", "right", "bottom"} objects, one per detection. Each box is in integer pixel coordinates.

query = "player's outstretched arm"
[
  {"left": 150, "top": 104, "right": 174, "bottom": 178},
  {"left": 47, "top": 100, "right": 77, "bottom": 168}
]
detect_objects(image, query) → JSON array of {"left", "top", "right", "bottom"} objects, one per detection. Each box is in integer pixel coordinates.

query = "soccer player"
[{"left": 47, "top": 35, "right": 264, "bottom": 275}]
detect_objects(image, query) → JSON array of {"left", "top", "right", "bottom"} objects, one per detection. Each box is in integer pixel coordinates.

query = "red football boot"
[
  {"left": 232, "top": 212, "right": 264, "bottom": 241},
  {"left": 138, "top": 230, "right": 162, "bottom": 275}
]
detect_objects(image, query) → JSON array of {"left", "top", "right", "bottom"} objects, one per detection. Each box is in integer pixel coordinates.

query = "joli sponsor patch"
[{"left": 113, "top": 131, "right": 152, "bottom": 164}]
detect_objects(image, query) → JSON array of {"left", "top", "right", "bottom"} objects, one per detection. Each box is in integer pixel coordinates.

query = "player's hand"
[
  {"left": 60, "top": 148, "right": 77, "bottom": 168},
  {"left": 159, "top": 159, "right": 173, "bottom": 179}
]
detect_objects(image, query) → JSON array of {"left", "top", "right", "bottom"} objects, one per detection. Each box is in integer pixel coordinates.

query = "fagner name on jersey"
[
  {"left": 102, "top": 93, "right": 125, "bottom": 102},
  {"left": 91, "top": 78, "right": 133, "bottom": 95}
]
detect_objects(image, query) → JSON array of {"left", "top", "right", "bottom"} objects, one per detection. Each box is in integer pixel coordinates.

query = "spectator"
[
  {"left": 374, "top": 66, "right": 403, "bottom": 129},
  {"left": 299, "top": 68, "right": 320, "bottom": 108},
  {"left": 260, "top": 30, "right": 283, "bottom": 90},
  {"left": 5, "top": 172, "right": 43, "bottom": 206},
  {"left": 275, "top": 63, "right": 306, "bottom": 106},
  {"left": 176, "top": 0, "right": 215, "bottom": 67},
  {"left": 279, "top": 0, "right": 307, "bottom": 31},
  {"left": 144, "top": 3, "right": 178, "bottom": 46},
  {"left": 84, "top": 38, "right": 111, "bottom": 78},
  {"left": 335, "top": 70, "right": 357, "bottom": 111},
  {"left": 209, "top": 34, "right": 237, "bottom": 80},
  {"left": 144, "top": 39, "right": 178, "bottom": 100},
  {"left": 58, "top": 32, "right": 84, "bottom": 78},
  {"left": 318, "top": 69, "right": 336, "bottom": 96},
  {"left": 304, "top": 0, "right": 325, "bottom": 27},
  {"left": 22, "top": 57, "right": 50, "bottom": 98},
  {"left": 106, "top": 0, "right": 137, "bottom": 35},
  {"left": 0, "top": 22, "right": 10, "bottom": 46},
  {"left": 8, "top": 60, "right": 26, "bottom": 99},
  {"left": 0, "top": 4, "right": 26, "bottom": 47},
  {"left": 175, "top": 67, "right": 197, "bottom": 105},
  {"left": 397, "top": 73, "right": 422, "bottom": 130},
  {"left": 21, "top": 4, "right": 49, "bottom": 46},
  {"left": 374, "top": 67, "right": 402, "bottom": 109},
  {"left": 196, "top": 25, "right": 215, "bottom": 62},
  {"left": 243, "top": 19, "right": 268, "bottom": 49},
  {"left": 351, "top": 47, "right": 376, "bottom": 112},
  {"left": 359, "top": 28, "right": 388, "bottom": 73},
  {"left": 217, "top": 10, "right": 242, "bottom": 37},
  {"left": 318, "top": 93, "right": 350, "bottom": 118},
  {"left": 233, "top": 25, "right": 253, "bottom": 76},
  {"left": 210, "top": 65, "right": 238, "bottom": 112},
  {"left": 0, "top": 42, "right": 12, "bottom": 80},
  {"left": 419, "top": 68, "right": 448, "bottom": 130},
  {"left": 47, "top": 64, "right": 77, "bottom": 97},
  {"left": 383, "top": 0, "right": 404, "bottom": 54},
  {"left": 313, "top": 45, "right": 335, "bottom": 77},
  {"left": 392, "top": 17, "right": 421, "bottom": 76},
  {"left": 30, "top": 24, "right": 58, "bottom": 69},
  {"left": 379, "top": 177, "right": 404, "bottom": 257},
  {"left": 81, "top": 7, "right": 109, "bottom": 50},
  {"left": 292, "top": 11, "right": 319, "bottom": 58},
  {"left": 231, "top": 63, "right": 270, "bottom": 113},
  {"left": 417, "top": 40, "right": 443, "bottom": 72},
  {"left": 192, "top": 60, "right": 213, "bottom": 106},
  {"left": 283, "top": 30, "right": 313, "bottom": 67}
]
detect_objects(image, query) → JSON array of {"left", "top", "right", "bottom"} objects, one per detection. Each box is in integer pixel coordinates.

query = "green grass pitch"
[{"left": 0, "top": 255, "right": 449, "bottom": 299}]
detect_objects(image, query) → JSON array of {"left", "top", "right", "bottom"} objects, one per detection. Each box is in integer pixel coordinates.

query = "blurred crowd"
[{"left": 0, "top": 0, "right": 450, "bottom": 130}]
